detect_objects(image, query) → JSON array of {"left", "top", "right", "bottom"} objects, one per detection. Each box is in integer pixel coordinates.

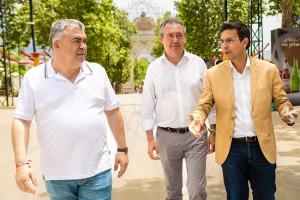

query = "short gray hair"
[
  {"left": 49, "top": 19, "right": 85, "bottom": 48},
  {"left": 159, "top": 18, "right": 186, "bottom": 36}
]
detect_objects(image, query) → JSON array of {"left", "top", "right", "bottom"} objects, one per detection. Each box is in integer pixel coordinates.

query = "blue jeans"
[
  {"left": 222, "top": 140, "right": 276, "bottom": 200},
  {"left": 45, "top": 169, "right": 112, "bottom": 200}
]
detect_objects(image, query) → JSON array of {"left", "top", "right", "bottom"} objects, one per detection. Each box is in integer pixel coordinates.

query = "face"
[
  {"left": 160, "top": 23, "right": 186, "bottom": 58},
  {"left": 53, "top": 25, "right": 87, "bottom": 66},
  {"left": 219, "top": 29, "right": 248, "bottom": 61}
]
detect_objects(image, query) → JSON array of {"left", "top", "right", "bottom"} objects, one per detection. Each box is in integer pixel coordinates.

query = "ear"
[
  {"left": 160, "top": 35, "right": 163, "bottom": 43},
  {"left": 242, "top": 38, "right": 249, "bottom": 48},
  {"left": 53, "top": 39, "right": 61, "bottom": 49}
]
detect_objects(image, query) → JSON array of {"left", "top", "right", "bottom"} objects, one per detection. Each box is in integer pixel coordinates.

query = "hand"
[
  {"left": 114, "top": 152, "right": 129, "bottom": 178},
  {"left": 147, "top": 139, "right": 160, "bottom": 160},
  {"left": 188, "top": 119, "right": 206, "bottom": 138},
  {"left": 282, "top": 108, "right": 298, "bottom": 126},
  {"left": 207, "top": 132, "right": 215, "bottom": 154},
  {"left": 15, "top": 164, "right": 38, "bottom": 194},
  {"left": 188, "top": 114, "right": 206, "bottom": 138}
]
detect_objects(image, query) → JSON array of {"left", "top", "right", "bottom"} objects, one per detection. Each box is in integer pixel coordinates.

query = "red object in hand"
[{"left": 16, "top": 160, "right": 32, "bottom": 168}]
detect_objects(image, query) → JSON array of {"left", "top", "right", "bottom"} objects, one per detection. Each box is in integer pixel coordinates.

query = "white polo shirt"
[{"left": 14, "top": 60, "right": 119, "bottom": 180}]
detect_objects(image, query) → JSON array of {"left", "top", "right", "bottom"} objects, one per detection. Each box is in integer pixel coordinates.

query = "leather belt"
[
  {"left": 232, "top": 136, "right": 258, "bottom": 142},
  {"left": 158, "top": 127, "right": 189, "bottom": 134}
]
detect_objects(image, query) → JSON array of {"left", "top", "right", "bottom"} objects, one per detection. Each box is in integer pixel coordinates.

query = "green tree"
[
  {"left": 2, "top": 0, "right": 136, "bottom": 90},
  {"left": 268, "top": 0, "right": 300, "bottom": 27},
  {"left": 175, "top": 0, "right": 255, "bottom": 58},
  {"left": 133, "top": 59, "right": 149, "bottom": 90},
  {"left": 175, "top": 0, "right": 268, "bottom": 59},
  {"left": 1, "top": 0, "right": 29, "bottom": 84},
  {"left": 1, "top": 0, "right": 31, "bottom": 50},
  {"left": 32, "top": 0, "right": 136, "bottom": 88},
  {"left": 175, "top": 0, "right": 224, "bottom": 58},
  {"left": 151, "top": 12, "right": 172, "bottom": 58}
]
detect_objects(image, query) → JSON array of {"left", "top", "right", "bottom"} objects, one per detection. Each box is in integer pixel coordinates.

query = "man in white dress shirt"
[{"left": 142, "top": 18, "right": 216, "bottom": 200}]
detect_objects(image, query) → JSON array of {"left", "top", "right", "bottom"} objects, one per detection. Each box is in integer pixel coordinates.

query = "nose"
[
  {"left": 172, "top": 35, "right": 179, "bottom": 43},
  {"left": 221, "top": 42, "right": 228, "bottom": 50},
  {"left": 80, "top": 41, "right": 87, "bottom": 49}
]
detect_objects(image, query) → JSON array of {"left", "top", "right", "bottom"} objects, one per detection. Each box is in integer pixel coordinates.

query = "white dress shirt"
[
  {"left": 231, "top": 56, "right": 256, "bottom": 138},
  {"left": 142, "top": 51, "right": 215, "bottom": 131}
]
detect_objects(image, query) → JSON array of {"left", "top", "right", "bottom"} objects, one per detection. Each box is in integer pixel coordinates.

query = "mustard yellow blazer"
[{"left": 194, "top": 57, "right": 293, "bottom": 165}]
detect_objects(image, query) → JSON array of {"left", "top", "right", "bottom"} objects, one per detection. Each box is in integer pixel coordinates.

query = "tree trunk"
[{"left": 281, "top": 0, "right": 295, "bottom": 28}]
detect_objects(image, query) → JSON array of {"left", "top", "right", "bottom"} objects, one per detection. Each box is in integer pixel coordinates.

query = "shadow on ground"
[
  {"left": 112, "top": 177, "right": 226, "bottom": 200},
  {"left": 112, "top": 178, "right": 165, "bottom": 200},
  {"left": 276, "top": 163, "right": 300, "bottom": 200},
  {"left": 206, "top": 179, "right": 227, "bottom": 200}
]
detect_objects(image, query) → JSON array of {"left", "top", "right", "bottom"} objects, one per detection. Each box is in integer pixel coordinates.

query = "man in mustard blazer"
[{"left": 189, "top": 22, "right": 298, "bottom": 200}]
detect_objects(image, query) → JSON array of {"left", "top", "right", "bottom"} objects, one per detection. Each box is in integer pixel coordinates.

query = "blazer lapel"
[
  {"left": 250, "top": 58, "right": 259, "bottom": 109},
  {"left": 223, "top": 62, "right": 235, "bottom": 109}
]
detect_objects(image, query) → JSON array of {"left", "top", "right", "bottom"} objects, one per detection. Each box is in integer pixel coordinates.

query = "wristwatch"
[
  {"left": 117, "top": 147, "right": 128, "bottom": 153},
  {"left": 208, "top": 128, "right": 216, "bottom": 134}
]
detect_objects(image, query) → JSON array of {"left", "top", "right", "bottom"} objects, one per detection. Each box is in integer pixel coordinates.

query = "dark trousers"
[{"left": 221, "top": 139, "right": 276, "bottom": 200}]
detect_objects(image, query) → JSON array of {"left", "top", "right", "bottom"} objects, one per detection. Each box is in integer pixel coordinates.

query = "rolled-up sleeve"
[{"left": 141, "top": 67, "right": 156, "bottom": 131}]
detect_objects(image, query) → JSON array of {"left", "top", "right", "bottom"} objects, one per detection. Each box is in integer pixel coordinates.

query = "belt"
[
  {"left": 158, "top": 127, "right": 189, "bottom": 134},
  {"left": 232, "top": 136, "right": 258, "bottom": 142}
]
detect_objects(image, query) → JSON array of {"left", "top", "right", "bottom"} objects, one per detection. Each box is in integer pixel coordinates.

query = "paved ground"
[{"left": 1, "top": 94, "right": 300, "bottom": 200}]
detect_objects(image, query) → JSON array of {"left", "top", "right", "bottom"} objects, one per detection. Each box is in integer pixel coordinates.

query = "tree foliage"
[
  {"left": 33, "top": 0, "right": 136, "bottom": 88},
  {"left": 151, "top": 12, "right": 172, "bottom": 58},
  {"left": 133, "top": 58, "right": 149, "bottom": 90},
  {"left": 174, "top": 0, "right": 271, "bottom": 59},
  {"left": 175, "top": 0, "right": 224, "bottom": 58},
  {"left": 152, "top": 1, "right": 256, "bottom": 59},
  {"left": 1, "top": 0, "right": 31, "bottom": 50},
  {"left": 2, "top": 0, "right": 136, "bottom": 90},
  {"left": 268, "top": 0, "right": 300, "bottom": 27}
]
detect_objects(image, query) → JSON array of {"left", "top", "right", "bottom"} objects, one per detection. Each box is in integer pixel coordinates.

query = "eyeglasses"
[{"left": 218, "top": 37, "right": 242, "bottom": 47}]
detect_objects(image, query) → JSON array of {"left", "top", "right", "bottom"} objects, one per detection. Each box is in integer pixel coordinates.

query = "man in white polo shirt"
[{"left": 11, "top": 19, "right": 128, "bottom": 200}]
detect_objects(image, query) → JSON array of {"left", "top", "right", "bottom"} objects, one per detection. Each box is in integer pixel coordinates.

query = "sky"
[{"left": 113, "top": 0, "right": 282, "bottom": 59}]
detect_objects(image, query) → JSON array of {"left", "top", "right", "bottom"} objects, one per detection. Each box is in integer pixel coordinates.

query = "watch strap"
[{"left": 117, "top": 147, "right": 128, "bottom": 153}]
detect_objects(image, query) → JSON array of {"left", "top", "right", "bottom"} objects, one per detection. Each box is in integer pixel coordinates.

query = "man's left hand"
[
  {"left": 114, "top": 152, "right": 129, "bottom": 178},
  {"left": 282, "top": 109, "right": 298, "bottom": 126}
]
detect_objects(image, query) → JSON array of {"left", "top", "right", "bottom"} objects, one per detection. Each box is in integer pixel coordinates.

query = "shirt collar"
[
  {"left": 161, "top": 50, "right": 190, "bottom": 65},
  {"left": 80, "top": 62, "right": 93, "bottom": 75},
  {"left": 45, "top": 60, "right": 93, "bottom": 79},
  {"left": 44, "top": 60, "right": 56, "bottom": 78},
  {"left": 230, "top": 55, "right": 251, "bottom": 74}
]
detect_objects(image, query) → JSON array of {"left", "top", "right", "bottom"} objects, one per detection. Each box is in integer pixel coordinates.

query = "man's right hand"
[
  {"left": 146, "top": 131, "right": 160, "bottom": 160},
  {"left": 15, "top": 163, "right": 38, "bottom": 194},
  {"left": 188, "top": 114, "right": 204, "bottom": 138}
]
